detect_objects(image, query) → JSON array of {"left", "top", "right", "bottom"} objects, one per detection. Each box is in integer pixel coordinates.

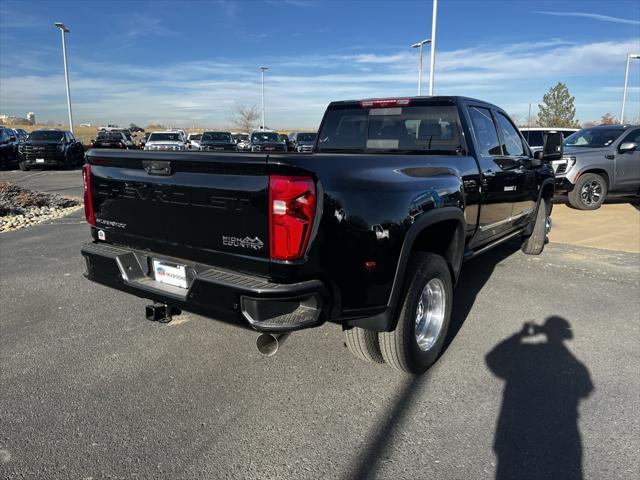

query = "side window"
[
  {"left": 495, "top": 112, "right": 525, "bottom": 156},
  {"left": 68, "top": 132, "right": 75, "bottom": 142},
  {"left": 469, "top": 106, "right": 501, "bottom": 156},
  {"left": 620, "top": 129, "right": 640, "bottom": 146}
]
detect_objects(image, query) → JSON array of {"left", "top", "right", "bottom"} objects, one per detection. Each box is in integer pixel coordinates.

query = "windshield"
[
  {"left": 252, "top": 132, "right": 280, "bottom": 143},
  {"left": 148, "top": 133, "right": 183, "bottom": 142},
  {"left": 233, "top": 134, "right": 249, "bottom": 142},
  {"left": 297, "top": 133, "right": 316, "bottom": 143},
  {"left": 564, "top": 128, "right": 624, "bottom": 148},
  {"left": 317, "top": 105, "right": 463, "bottom": 153},
  {"left": 97, "top": 133, "right": 123, "bottom": 142},
  {"left": 202, "top": 132, "right": 232, "bottom": 142},
  {"left": 28, "top": 131, "right": 64, "bottom": 142},
  {"left": 188, "top": 134, "right": 202, "bottom": 141}
]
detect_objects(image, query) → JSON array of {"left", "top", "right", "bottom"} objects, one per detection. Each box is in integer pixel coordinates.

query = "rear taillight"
[
  {"left": 269, "top": 175, "right": 316, "bottom": 261},
  {"left": 83, "top": 164, "right": 95, "bottom": 226}
]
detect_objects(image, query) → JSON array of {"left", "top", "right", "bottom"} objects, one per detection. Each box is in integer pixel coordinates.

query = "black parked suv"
[
  {"left": 0, "top": 127, "right": 19, "bottom": 169},
  {"left": 289, "top": 132, "right": 317, "bottom": 152},
  {"left": 199, "top": 131, "right": 237, "bottom": 151},
  {"left": 249, "top": 131, "right": 287, "bottom": 152},
  {"left": 18, "top": 130, "right": 84, "bottom": 170}
]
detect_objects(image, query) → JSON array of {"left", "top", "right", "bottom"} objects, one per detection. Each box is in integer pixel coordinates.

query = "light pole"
[
  {"left": 259, "top": 66, "right": 268, "bottom": 130},
  {"left": 621, "top": 53, "right": 640, "bottom": 124},
  {"left": 428, "top": 0, "right": 438, "bottom": 96},
  {"left": 411, "top": 39, "right": 431, "bottom": 95},
  {"left": 54, "top": 22, "right": 74, "bottom": 134}
]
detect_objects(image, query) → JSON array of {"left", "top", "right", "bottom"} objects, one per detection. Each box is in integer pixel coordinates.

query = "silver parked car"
[{"left": 553, "top": 124, "right": 640, "bottom": 209}]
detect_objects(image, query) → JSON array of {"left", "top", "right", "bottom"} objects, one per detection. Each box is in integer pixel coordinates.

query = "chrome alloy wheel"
[
  {"left": 414, "top": 278, "right": 446, "bottom": 351},
  {"left": 581, "top": 180, "right": 602, "bottom": 206}
]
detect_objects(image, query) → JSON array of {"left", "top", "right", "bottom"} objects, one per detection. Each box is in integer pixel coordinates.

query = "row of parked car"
[
  {"left": 86, "top": 128, "right": 319, "bottom": 154},
  {"left": 120, "top": 129, "right": 318, "bottom": 153},
  {"left": 3, "top": 122, "right": 638, "bottom": 211}
]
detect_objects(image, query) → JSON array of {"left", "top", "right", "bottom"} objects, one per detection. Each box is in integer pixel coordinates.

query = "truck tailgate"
[{"left": 87, "top": 150, "right": 271, "bottom": 275}]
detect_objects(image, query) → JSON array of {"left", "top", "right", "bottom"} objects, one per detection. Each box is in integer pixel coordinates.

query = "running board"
[{"left": 463, "top": 229, "right": 523, "bottom": 261}]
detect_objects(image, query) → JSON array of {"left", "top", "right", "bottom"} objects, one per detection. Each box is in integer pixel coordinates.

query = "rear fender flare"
[
  {"left": 348, "top": 207, "right": 466, "bottom": 332},
  {"left": 389, "top": 206, "right": 465, "bottom": 306}
]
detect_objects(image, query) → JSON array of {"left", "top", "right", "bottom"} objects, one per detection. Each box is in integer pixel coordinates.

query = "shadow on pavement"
[
  {"left": 486, "top": 316, "right": 594, "bottom": 480},
  {"left": 444, "top": 240, "right": 521, "bottom": 352},
  {"left": 348, "top": 241, "right": 522, "bottom": 480}
]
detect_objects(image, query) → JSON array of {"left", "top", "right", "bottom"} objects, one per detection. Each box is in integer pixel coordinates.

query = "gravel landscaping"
[{"left": 0, "top": 181, "right": 82, "bottom": 232}]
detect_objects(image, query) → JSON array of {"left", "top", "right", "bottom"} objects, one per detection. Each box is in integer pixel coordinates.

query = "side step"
[{"left": 463, "top": 229, "right": 523, "bottom": 261}]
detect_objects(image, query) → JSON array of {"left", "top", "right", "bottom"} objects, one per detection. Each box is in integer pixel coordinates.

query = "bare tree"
[
  {"left": 582, "top": 120, "right": 598, "bottom": 128},
  {"left": 599, "top": 113, "right": 618, "bottom": 125},
  {"left": 230, "top": 104, "right": 260, "bottom": 132}
]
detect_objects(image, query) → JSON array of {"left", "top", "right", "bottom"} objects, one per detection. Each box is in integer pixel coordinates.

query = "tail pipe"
[{"left": 256, "top": 333, "right": 290, "bottom": 356}]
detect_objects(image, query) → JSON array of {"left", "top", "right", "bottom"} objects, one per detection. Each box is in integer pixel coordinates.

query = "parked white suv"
[
  {"left": 144, "top": 131, "right": 187, "bottom": 151},
  {"left": 187, "top": 133, "right": 202, "bottom": 149}
]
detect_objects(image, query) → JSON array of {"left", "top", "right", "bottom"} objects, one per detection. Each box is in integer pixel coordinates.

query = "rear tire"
[
  {"left": 522, "top": 197, "right": 548, "bottom": 255},
  {"left": 568, "top": 173, "right": 607, "bottom": 210},
  {"left": 379, "top": 252, "right": 452, "bottom": 375},
  {"left": 344, "top": 327, "right": 384, "bottom": 364}
]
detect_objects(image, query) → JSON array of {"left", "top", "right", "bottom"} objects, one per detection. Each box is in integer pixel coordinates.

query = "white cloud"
[
  {"left": 1, "top": 37, "right": 639, "bottom": 127},
  {"left": 533, "top": 10, "right": 640, "bottom": 26}
]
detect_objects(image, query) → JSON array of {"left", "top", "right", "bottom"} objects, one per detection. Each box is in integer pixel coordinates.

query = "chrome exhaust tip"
[{"left": 256, "top": 333, "right": 290, "bottom": 356}]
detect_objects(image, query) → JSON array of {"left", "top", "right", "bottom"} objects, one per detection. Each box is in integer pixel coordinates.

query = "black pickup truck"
[{"left": 81, "top": 96, "right": 562, "bottom": 374}]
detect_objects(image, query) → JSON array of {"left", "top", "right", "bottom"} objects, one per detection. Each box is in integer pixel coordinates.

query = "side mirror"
[
  {"left": 9, "top": 135, "right": 16, "bottom": 141},
  {"left": 619, "top": 141, "right": 637, "bottom": 153},
  {"left": 540, "top": 132, "right": 563, "bottom": 161}
]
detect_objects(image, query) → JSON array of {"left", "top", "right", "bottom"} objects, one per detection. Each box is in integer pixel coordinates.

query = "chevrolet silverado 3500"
[{"left": 81, "top": 96, "right": 562, "bottom": 374}]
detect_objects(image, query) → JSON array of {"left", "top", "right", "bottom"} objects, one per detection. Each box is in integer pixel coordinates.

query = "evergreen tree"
[{"left": 537, "top": 82, "right": 580, "bottom": 128}]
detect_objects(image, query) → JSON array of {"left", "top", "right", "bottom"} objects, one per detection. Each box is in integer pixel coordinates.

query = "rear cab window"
[{"left": 316, "top": 100, "right": 465, "bottom": 154}]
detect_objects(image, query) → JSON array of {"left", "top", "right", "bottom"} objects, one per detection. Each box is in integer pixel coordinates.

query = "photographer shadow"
[{"left": 486, "top": 316, "right": 594, "bottom": 480}]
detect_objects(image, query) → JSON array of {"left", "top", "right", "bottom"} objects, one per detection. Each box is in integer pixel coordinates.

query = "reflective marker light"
[
  {"left": 269, "top": 175, "right": 316, "bottom": 261},
  {"left": 82, "top": 164, "right": 95, "bottom": 226}
]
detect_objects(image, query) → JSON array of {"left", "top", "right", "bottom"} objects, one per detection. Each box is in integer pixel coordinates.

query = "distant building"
[{"left": 27, "top": 112, "right": 35, "bottom": 125}]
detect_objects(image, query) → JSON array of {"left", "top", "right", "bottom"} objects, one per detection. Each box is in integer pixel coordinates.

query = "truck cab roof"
[{"left": 327, "top": 95, "right": 499, "bottom": 110}]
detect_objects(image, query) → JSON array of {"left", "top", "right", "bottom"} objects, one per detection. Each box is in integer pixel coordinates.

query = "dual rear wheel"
[
  {"left": 344, "top": 253, "right": 453, "bottom": 374},
  {"left": 344, "top": 202, "right": 550, "bottom": 374}
]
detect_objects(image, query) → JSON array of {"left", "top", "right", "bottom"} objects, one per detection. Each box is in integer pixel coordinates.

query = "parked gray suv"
[{"left": 554, "top": 124, "right": 640, "bottom": 209}]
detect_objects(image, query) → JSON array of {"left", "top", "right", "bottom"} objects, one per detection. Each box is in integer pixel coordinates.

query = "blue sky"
[{"left": 1, "top": 0, "right": 639, "bottom": 128}]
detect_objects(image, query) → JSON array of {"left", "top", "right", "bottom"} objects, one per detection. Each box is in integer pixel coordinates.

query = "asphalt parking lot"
[{"left": 1, "top": 171, "right": 639, "bottom": 479}]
